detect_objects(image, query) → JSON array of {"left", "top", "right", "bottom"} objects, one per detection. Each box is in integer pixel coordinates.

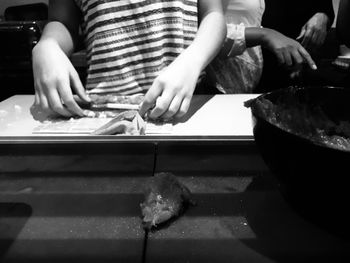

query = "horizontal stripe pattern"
[{"left": 75, "top": 0, "right": 198, "bottom": 94}]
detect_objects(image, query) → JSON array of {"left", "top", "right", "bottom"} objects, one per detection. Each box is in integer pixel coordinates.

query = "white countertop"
[{"left": 0, "top": 94, "right": 258, "bottom": 139}]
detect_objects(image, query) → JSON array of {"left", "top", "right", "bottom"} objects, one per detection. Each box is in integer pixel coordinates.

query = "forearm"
[
  {"left": 224, "top": 26, "right": 279, "bottom": 53},
  {"left": 35, "top": 0, "right": 81, "bottom": 56},
  {"left": 244, "top": 27, "right": 268, "bottom": 48},
  {"left": 37, "top": 21, "right": 75, "bottom": 56},
  {"left": 244, "top": 27, "right": 282, "bottom": 49},
  {"left": 179, "top": 10, "right": 226, "bottom": 72}
]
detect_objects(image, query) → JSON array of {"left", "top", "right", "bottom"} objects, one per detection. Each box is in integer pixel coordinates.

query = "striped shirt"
[{"left": 74, "top": 0, "right": 198, "bottom": 95}]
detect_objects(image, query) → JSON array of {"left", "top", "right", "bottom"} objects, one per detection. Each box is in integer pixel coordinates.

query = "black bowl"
[{"left": 246, "top": 86, "right": 350, "bottom": 237}]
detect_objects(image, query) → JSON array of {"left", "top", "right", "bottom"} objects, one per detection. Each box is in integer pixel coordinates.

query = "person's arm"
[
  {"left": 219, "top": 23, "right": 316, "bottom": 71},
  {"left": 44, "top": 0, "right": 81, "bottom": 54},
  {"left": 297, "top": 0, "right": 334, "bottom": 51},
  {"left": 244, "top": 27, "right": 317, "bottom": 70},
  {"left": 337, "top": 0, "right": 350, "bottom": 47},
  {"left": 32, "top": 0, "right": 90, "bottom": 117},
  {"left": 139, "top": 0, "right": 226, "bottom": 120}
]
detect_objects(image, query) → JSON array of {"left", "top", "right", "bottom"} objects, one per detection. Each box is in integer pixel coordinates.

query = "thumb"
[
  {"left": 296, "top": 27, "right": 306, "bottom": 40},
  {"left": 139, "top": 91, "right": 158, "bottom": 117},
  {"left": 70, "top": 67, "right": 91, "bottom": 103},
  {"left": 139, "top": 78, "right": 163, "bottom": 117}
]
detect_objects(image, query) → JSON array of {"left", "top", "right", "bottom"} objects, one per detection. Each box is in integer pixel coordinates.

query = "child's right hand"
[
  {"left": 139, "top": 56, "right": 200, "bottom": 120},
  {"left": 32, "top": 39, "right": 90, "bottom": 117}
]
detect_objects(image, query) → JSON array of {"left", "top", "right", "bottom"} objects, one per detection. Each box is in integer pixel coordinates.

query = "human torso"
[
  {"left": 212, "top": 0, "right": 265, "bottom": 94},
  {"left": 75, "top": 0, "right": 198, "bottom": 95},
  {"left": 224, "top": 0, "right": 265, "bottom": 27}
]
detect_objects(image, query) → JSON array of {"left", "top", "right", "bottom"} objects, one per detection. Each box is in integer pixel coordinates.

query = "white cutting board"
[{"left": 0, "top": 94, "right": 257, "bottom": 137}]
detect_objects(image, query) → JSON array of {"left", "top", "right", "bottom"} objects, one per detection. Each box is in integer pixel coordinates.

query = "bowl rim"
[{"left": 250, "top": 86, "right": 350, "bottom": 153}]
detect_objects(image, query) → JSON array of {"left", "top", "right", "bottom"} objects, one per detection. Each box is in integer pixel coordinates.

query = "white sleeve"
[{"left": 226, "top": 23, "right": 246, "bottom": 57}]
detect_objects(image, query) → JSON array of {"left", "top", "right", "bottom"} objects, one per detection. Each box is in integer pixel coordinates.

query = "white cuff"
[{"left": 226, "top": 23, "right": 246, "bottom": 57}]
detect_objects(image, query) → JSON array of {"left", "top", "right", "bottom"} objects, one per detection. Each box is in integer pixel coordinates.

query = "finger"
[
  {"left": 289, "top": 70, "right": 301, "bottom": 79},
  {"left": 70, "top": 67, "right": 91, "bottom": 103},
  {"left": 139, "top": 80, "right": 163, "bottom": 116},
  {"left": 37, "top": 86, "right": 48, "bottom": 109},
  {"left": 289, "top": 71, "right": 297, "bottom": 79},
  {"left": 161, "top": 95, "right": 182, "bottom": 120},
  {"left": 319, "top": 32, "right": 327, "bottom": 46},
  {"left": 33, "top": 81, "right": 42, "bottom": 105},
  {"left": 275, "top": 51, "right": 285, "bottom": 65},
  {"left": 148, "top": 94, "right": 173, "bottom": 120},
  {"left": 314, "top": 31, "right": 326, "bottom": 47},
  {"left": 296, "top": 27, "right": 306, "bottom": 40},
  {"left": 31, "top": 90, "right": 48, "bottom": 120},
  {"left": 301, "top": 28, "right": 313, "bottom": 49},
  {"left": 309, "top": 30, "right": 319, "bottom": 49},
  {"left": 34, "top": 92, "right": 40, "bottom": 106},
  {"left": 174, "top": 95, "right": 191, "bottom": 119},
  {"left": 57, "top": 81, "right": 85, "bottom": 117},
  {"left": 46, "top": 89, "right": 73, "bottom": 117},
  {"left": 38, "top": 89, "right": 55, "bottom": 115},
  {"left": 308, "top": 30, "right": 320, "bottom": 52},
  {"left": 283, "top": 51, "right": 293, "bottom": 67},
  {"left": 291, "top": 49, "right": 304, "bottom": 66},
  {"left": 298, "top": 46, "right": 317, "bottom": 70},
  {"left": 31, "top": 91, "right": 40, "bottom": 111}
]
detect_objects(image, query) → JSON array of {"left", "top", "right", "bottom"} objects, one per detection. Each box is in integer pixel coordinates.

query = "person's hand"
[
  {"left": 139, "top": 57, "right": 200, "bottom": 120},
  {"left": 297, "top": 12, "right": 329, "bottom": 51},
  {"left": 262, "top": 28, "right": 317, "bottom": 71},
  {"left": 32, "top": 39, "right": 90, "bottom": 117}
]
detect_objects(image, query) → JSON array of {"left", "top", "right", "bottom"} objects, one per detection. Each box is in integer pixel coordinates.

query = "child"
[
  {"left": 32, "top": 0, "right": 226, "bottom": 119},
  {"left": 209, "top": 0, "right": 316, "bottom": 93}
]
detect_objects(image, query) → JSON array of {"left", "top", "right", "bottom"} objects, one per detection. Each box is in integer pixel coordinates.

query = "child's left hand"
[{"left": 139, "top": 57, "right": 200, "bottom": 120}]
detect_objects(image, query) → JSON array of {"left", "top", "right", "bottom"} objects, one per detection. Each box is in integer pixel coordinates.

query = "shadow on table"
[
  {"left": 175, "top": 95, "right": 213, "bottom": 123},
  {"left": 0, "top": 192, "right": 146, "bottom": 263},
  {"left": 242, "top": 175, "right": 350, "bottom": 263},
  {"left": 0, "top": 203, "right": 32, "bottom": 259},
  {"left": 145, "top": 174, "right": 350, "bottom": 263}
]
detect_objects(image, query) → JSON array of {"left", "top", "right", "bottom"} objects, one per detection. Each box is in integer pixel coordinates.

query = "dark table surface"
[{"left": 0, "top": 141, "right": 349, "bottom": 262}]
